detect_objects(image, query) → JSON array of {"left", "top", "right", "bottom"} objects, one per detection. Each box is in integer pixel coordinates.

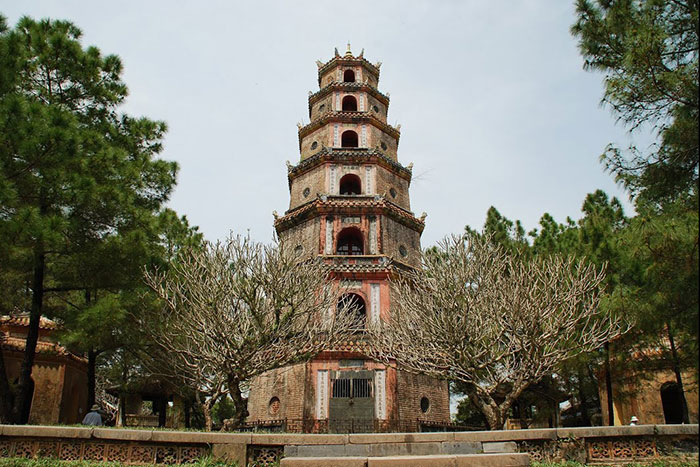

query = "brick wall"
[
  {"left": 288, "top": 166, "right": 326, "bottom": 210},
  {"left": 247, "top": 363, "right": 308, "bottom": 422},
  {"left": 300, "top": 126, "right": 330, "bottom": 161},
  {"left": 396, "top": 370, "right": 450, "bottom": 425},
  {"left": 380, "top": 216, "right": 421, "bottom": 267},
  {"left": 375, "top": 166, "right": 411, "bottom": 210},
  {"left": 278, "top": 217, "right": 321, "bottom": 259}
]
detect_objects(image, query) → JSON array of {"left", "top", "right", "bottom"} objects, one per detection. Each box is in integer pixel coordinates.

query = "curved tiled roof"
[
  {"left": 1, "top": 336, "right": 88, "bottom": 364},
  {"left": 317, "top": 56, "right": 380, "bottom": 80},
  {"left": 298, "top": 112, "right": 400, "bottom": 142},
  {"left": 309, "top": 82, "right": 389, "bottom": 108},
  {"left": 289, "top": 148, "right": 412, "bottom": 182},
  {"left": 0, "top": 313, "right": 60, "bottom": 330},
  {"left": 275, "top": 195, "right": 425, "bottom": 233}
]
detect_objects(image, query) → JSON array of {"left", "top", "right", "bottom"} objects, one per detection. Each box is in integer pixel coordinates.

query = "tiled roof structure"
[
  {"left": 289, "top": 148, "right": 412, "bottom": 180},
  {"left": 1, "top": 313, "right": 86, "bottom": 364},
  {"left": 0, "top": 312, "right": 60, "bottom": 330},
  {"left": 275, "top": 195, "right": 425, "bottom": 232},
  {"left": 298, "top": 112, "right": 400, "bottom": 142}
]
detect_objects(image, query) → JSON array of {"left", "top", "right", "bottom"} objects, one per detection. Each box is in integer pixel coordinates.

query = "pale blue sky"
[{"left": 2, "top": 1, "right": 650, "bottom": 247}]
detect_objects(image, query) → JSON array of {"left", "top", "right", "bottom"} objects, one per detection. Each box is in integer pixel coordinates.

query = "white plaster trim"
[
  {"left": 316, "top": 370, "right": 329, "bottom": 419},
  {"left": 324, "top": 217, "right": 334, "bottom": 254},
  {"left": 374, "top": 369, "right": 386, "bottom": 419},
  {"left": 365, "top": 166, "right": 373, "bottom": 194},
  {"left": 369, "top": 218, "right": 377, "bottom": 254},
  {"left": 370, "top": 282, "right": 380, "bottom": 324}
]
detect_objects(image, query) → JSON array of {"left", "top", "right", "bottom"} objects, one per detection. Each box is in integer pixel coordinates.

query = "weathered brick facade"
[{"left": 248, "top": 46, "right": 450, "bottom": 432}]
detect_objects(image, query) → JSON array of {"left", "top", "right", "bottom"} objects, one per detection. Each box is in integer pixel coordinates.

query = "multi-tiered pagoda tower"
[{"left": 246, "top": 46, "right": 450, "bottom": 433}]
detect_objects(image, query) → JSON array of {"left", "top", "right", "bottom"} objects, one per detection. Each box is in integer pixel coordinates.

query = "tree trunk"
[
  {"left": 227, "top": 376, "right": 248, "bottom": 429},
  {"left": 87, "top": 349, "right": 98, "bottom": 411},
  {"left": 0, "top": 348, "right": 14, "bottom": 423},
  {"left": 12, "top": 245, "right": 45, "bottom": 424},
  {"left": 666, "top": 321, "right": 690, "bottom": 424},
  {"left": 464, "top": 384, "right": 505, "bottom": 430},
  {"left": 577, "top": 366, "right": 592, "bottom": 426},
  {"left": 201, "top": 397, "right": 214, "bottom": 432},
  {"left": 604, "top": 341, "right": 615, "bottom": 426}
]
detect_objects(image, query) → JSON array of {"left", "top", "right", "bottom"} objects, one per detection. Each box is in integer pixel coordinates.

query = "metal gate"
[{"left": 328, "top": 370, "right": 375, "bottom": 433}]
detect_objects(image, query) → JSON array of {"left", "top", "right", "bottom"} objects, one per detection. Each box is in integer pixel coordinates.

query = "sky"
[{"left": 1, "top": 1, "right": 652, "bottom": 247}]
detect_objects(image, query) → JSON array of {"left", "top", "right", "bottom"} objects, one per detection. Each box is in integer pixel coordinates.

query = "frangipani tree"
[
  {"left": 369, "top": 233, "right": 627, "bottom": 430},
  {"left": 143, "top": 235, "right": 356, "bottom": 430}
]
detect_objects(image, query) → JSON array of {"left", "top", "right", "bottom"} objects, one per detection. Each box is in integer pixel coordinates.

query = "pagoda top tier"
[{"left": 316, "top": 44, "right": 382, "bottom": 88}]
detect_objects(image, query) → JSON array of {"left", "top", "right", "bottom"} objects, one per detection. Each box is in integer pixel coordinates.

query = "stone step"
[
  {"left": 280, "top": 453, "right": 530, "bottom": 466},
  {"left": 284, "top": 441, "right": 483, "bottom": 458}
]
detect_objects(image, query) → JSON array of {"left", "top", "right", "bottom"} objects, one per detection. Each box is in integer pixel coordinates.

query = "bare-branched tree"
[
  {"left": 143, "top": 235, "right": 356, "bottom": 431},
  {"left": 368, "top": 233, "right": 627, "bottom": 430}
]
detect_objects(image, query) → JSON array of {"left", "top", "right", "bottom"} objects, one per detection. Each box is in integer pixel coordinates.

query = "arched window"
[
  {"left": 660, "top": 382, "right": 684, "bottom": 424},
  {"left": 336, "top": 227, "right": 363, "bottom": 255},
  {"left": 342, "top": 95, "right": 357, "bottom": 111},
  {"left": 343, "top": 69, "right": 355, "bottom": 83},
  {"left": 338, "top": 293, "right": 366, "bottom": 331},
  {"left": 341, "top": 130, "right": 358, "bottom": 148},
  {"left": 339, "top": 174, "right": 361, "bottom": 195}
]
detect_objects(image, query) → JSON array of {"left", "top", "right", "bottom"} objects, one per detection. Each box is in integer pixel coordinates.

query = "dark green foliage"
[
  {"left": 0, "top": 15, "right": 189, "bottom": 423},
  {"left": 572, "top": 0, "right": 699, "bottom": 206}
]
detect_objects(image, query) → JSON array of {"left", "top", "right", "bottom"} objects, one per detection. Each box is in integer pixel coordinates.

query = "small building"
[
  {"left": 1, "top": 313, "right": 88, "bottom": 424},
  {"left": 599, "top": 367, "right": 698, "bottom": 426}
]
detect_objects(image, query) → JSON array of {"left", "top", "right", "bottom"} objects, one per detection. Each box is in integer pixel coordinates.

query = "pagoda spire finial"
[{"left": 345, "top": 42, "right": 352, "bottom": 57}]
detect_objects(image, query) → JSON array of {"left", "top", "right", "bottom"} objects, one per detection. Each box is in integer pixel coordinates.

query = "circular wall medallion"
[
  {"left": 381, "top": 142, "right": 388, "bottom": 151},
  {"left": 389, "top": 188, "right": 397, "bottom": 198},
  {"left": 372, "top": 105, "right": 380, "bottom": 113},
  {"left": 420, "top": 397, "right": 430, "bottom": 413},
  {"left": 303, "top": 187, "right": 311, "bottom": 198},
  {"left": 399, "top": 245, "right": 408, "bottom": 257},
  {"left": 318, "top": 104, "right": 325, "bottom": 112},
  {"left": 269, "top": 397, "right": 280, "bottom": 415},
  {"left": 294, "top": 245, "right": 304, "bottom": 256},
  {"left": 311, "top": 141, "right": 318, "bottom": 150}
]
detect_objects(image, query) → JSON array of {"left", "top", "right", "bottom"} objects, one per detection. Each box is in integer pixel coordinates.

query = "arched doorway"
[
  {"left": 341, "top": 131, "right": 358, "bottom": 148},
  {"left": 342, "top": 96, "right": 358, "bottom": 111},
  {"left": 339, "top": 174, "right": 361, "bottom": 195},
  {"left": 343, "top": 69, "right": 355, "bottom": 82},
  {"left": 336, "top": 228, "right": 363, "bottom": 255},
  {"left": 337, "top": 293, "right": 367, "bottom": 331},
  {"left": 660, "top": 382, "right": 684, "bottom": 424}
]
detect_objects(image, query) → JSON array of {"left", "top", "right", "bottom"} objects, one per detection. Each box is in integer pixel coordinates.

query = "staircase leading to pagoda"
[{"left": 279, "top": 435, "right": 529, "bottom": 466}]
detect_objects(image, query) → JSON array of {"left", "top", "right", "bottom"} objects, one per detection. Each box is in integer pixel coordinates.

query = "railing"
[{"left": 241, "top": 418, "right": 482, "bottom": 434}]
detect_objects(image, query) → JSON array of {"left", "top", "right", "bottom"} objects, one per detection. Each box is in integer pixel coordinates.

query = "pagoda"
[{"left": 246, "top": 45, "right": 450, "bottom": 433}]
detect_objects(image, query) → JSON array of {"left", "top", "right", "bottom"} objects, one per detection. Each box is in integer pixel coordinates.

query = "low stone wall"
[{"left": 1, "top": 424, "right": 697, "bottom": 466}]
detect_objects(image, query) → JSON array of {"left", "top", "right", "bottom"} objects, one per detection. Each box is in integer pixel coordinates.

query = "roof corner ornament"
[
  {"left": 359, "top": 48, "right": 364, "bottom": 58},
  {"left": 273, "top": 210, "right": 279, "bottom": 220},
  {"left": 316, "top": 60, "right": 324, "bottom": 68},
  {"left": 308, "top": 90, "right": 313, "bottom": 96},
  {"left": 396, "top": 124, "right": 401, "bottom": 131},
  {"left": 407, "top": 162, "right": 413, "bottom": 171},
  {"left": 334, "top": 47, "right": 340, "bottom": 57},
  {"left": 420, "top": 212, "right": 428, "bottom": 222},
  {"left": 297, "top": 122, "right": 303, "bottom": 130},
  {"left": 285, "top": 160, "right": 293, "bottom": 171},
  {"left": 375, "top": 61, "right": 382, "bottom": 69}
]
